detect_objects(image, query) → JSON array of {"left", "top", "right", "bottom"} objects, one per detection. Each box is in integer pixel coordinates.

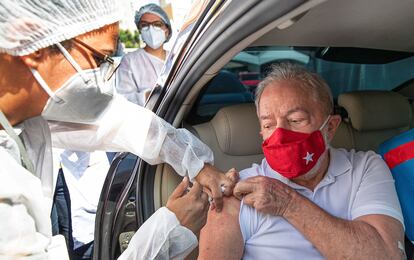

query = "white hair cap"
[{"left": 0, "top": 0, "right": 127, "bottom": 56}]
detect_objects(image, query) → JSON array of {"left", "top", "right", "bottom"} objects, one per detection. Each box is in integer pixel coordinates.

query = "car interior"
[
  {"left": 154, "top": 57, "right": 414, "bottom": 258},
  {"left": 152, "top": 65, "right": 414, "bottom": 260},
  {"left": 147, "top": 0, "right": 414, "bottom": 258}
]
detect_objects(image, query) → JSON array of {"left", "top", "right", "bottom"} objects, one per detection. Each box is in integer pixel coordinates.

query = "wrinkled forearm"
[{"left": 283, "top": 192, "right": 403, "bottom": 259}]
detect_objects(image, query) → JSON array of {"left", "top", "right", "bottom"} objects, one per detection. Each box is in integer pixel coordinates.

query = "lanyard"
[{"left": 0, "top": 110, "right": 35, "bottom": 174}]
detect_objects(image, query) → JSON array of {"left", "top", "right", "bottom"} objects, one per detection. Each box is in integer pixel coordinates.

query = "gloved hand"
[
  {"left": 166, "top": 177, "right": 209, "bottom": 234},
  {"left": 195, "top": 165, "right": 239, "bottom": 212}
]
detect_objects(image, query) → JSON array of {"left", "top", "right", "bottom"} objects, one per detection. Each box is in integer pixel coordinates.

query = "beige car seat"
[
  {"left": 155, "top": 103, "right": 263, "bottom": 260},
  {"left": 331, "top": 90, "right": 412, "bottom": 152},
  {"left": 156, "top": 103, "right": 263, "bottom": 210},
  {"left": 192, "top": 103, "right": 264, "bottom": 172}
]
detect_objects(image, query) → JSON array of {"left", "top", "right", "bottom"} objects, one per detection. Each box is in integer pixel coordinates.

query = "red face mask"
[{"left": 262, "top": 116, "right": 330, "bottom": 179}]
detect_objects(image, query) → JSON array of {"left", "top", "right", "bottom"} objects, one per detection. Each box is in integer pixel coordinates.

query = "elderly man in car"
[{"left": 198, "top": 63, "right": 405, "bottom": 259}]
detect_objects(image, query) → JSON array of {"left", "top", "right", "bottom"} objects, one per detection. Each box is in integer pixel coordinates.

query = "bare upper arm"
[
  {"left": 198, "top": 196, "right": 244, "bottom": 260},
  {"left": 356, "top": 214, "right": 405, "bottom": 258}
]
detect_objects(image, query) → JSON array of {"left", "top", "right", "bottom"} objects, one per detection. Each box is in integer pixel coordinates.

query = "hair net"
[
  {"left": 134, "top": 4, "right": 172, "bottom": 42},
  {"left": 0, "top": 0, "right": 126, "bottom": 56}
]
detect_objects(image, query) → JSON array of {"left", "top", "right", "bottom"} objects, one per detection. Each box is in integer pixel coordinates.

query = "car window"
[
  {"left": 188, "top": 46, "right": 414, "bottom": 124},
  {"left": 224, "top": 46, "right": 414, "bottom": 98},
  {"left": 309, "top": 54, "right": 414, "bottom": 98},
  {"left": 187, "top": 70, "right": 254, "bottom": 124}
]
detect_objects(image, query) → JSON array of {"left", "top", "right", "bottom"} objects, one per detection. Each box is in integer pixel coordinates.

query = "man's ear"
[
  {"left": 327, "top": 114, "right": 342, "bottom": 141},
  {"left": 19, "top": 49, "right": 46, "bottom": 69}
]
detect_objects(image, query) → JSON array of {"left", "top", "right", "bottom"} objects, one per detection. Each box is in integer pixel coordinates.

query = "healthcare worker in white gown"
[
  {"left": 0, "top": 0, "right": 238, "bottom": 259},
  {"left": 52, "top": 5, "right": 171, "bottom": 257},
  {"left": 117, "top": 3, "right": 173, "bottom": 106}
]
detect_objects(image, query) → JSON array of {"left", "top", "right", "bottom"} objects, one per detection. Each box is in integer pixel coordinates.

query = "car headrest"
[
  {"left": 204, "top": 70, "right": 246, "bottom": 94},
  {"left": 210, "top": 103, "right": 262, "bottom": 155},
  {"left": 338, "top": 91, "right": 412, "bottom": 131}
]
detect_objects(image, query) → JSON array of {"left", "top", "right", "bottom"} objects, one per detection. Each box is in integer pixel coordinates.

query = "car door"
[{"left": 93, "top": 0, "right": 326, "bottom": 259}]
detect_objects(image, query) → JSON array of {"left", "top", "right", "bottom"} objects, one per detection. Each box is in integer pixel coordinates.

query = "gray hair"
[{"left": 255, "top": 63, "right": 333, "bottom": 116}]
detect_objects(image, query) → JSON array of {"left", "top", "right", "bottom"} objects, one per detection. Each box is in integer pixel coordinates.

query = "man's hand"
[
  {"left": 166, "top": 177, "right": 209, "bottom": 234},
  {"left": 233, "top": 176, "right": 295, "bottom": 216},
  {"left": 195, "top": 164, "right": 239, "bottom": 212}
]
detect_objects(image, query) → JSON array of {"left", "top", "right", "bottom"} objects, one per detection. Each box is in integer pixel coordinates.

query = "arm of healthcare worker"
[
  {"left": 49, "top": 95, "right": 238, "bottom": 210},
  {"left": 118, "top": 177, "right": 209, "bottom": 260},
  {"left": 50, "top": 95, "right": 239, "bottom": 259}
]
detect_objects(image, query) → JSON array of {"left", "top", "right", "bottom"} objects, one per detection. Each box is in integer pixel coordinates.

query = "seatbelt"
[{"left": 0, "top": 109, "right": 35, "bottom": 173}]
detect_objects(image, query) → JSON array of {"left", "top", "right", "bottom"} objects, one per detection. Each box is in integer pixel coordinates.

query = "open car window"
[
  {"left": 226, "top": 46, "right": 414, "bottom": 97},
  {"left": 188, "top": 46, "right": 414, "bottom": 125}
]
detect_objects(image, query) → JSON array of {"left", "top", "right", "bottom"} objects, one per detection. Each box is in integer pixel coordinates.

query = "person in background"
[{"left": 117, "top": 3, "right": 172, "bottom": 106}]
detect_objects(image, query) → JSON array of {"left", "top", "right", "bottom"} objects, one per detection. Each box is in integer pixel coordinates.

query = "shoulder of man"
[
  {"left": 331, "top": 148, "right": 383, "bottom": 167},
  {"left": 329, "top": 148, "right": 390, "bottom": 182},
  {"left": 239, "top": 158, "right": 269, "bottom": 180}
]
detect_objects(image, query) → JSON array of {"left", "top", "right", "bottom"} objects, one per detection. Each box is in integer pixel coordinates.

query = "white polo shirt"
[{"left": 239, "top": 148, "right": 404, "bottom": 260}]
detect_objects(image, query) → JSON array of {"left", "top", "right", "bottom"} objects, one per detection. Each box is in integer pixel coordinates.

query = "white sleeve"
[
  {"left": 116, "top": 55, "right": 141, "bottom": 105},
  {"left": 50, "top": 95, "right": 214, "bottom": 180},
  {"left": 118, "top": 207, "right": 198, "bottom": 260},
  {"left": 351, "top": 152, "right": 404, "bottom": 226},
  {"left": 0, "top": 149, "right": 68, "bottom": 259}
]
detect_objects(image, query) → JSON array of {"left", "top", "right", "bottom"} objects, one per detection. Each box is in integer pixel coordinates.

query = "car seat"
[
  {"left": 188, "top": 70, "right": 253, "bottom": 124},
  {"left": 155, "top": 103, "right": 263, "bottom": 260},
  {"left": 192, "top": 103, "right": 263, "bottom": 171},
  {"left": 332, "top": 90, "right": 412, "bottom": 152},
  {"left": 380, "top": 129, "right": 414, "bottom": 244},
  {"left": 156, "top": 104, "right": 263, "bottom": 207},
  {"left": 336, "top": 90, "right": 413, "bottom": 258}
]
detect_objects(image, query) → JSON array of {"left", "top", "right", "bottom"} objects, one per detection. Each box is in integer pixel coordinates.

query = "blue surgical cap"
[{"left": 135, "top": 3, "right": 172, "bottom": 42}]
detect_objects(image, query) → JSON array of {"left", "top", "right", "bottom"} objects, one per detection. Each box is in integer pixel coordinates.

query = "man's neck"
[
  {"left": 144, "top": 46, "right": 166, "bottom": 60},
  {"left": 291, "top": 150, "right": 330, "bottom": 191}
]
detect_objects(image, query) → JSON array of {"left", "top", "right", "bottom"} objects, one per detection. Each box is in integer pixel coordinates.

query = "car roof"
[{"left": 252, "top": 0, "right": 414, "bottom": 52}]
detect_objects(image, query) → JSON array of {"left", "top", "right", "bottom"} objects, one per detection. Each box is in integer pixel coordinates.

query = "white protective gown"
[
  {"left": 57, "top": 49, "right": 166, "bottom": 250},
  {"left": 0, "top": 94, "right": 213, "bottom": 259},
  {"left": 116, "top": 49, "right": 165, "bottom": 106}
]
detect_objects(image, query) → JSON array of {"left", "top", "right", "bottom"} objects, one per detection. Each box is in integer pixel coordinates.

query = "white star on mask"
[{"left": 303, "top": 152, "right": 314, "bottom": 165}]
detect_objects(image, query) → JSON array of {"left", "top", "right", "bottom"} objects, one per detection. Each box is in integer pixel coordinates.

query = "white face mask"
[
  {"left": 141, "top": 25, "right": 166, "bottom": 49},
  {"left": 30, "top": 43, "right": 118, "bottom": 124}
]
